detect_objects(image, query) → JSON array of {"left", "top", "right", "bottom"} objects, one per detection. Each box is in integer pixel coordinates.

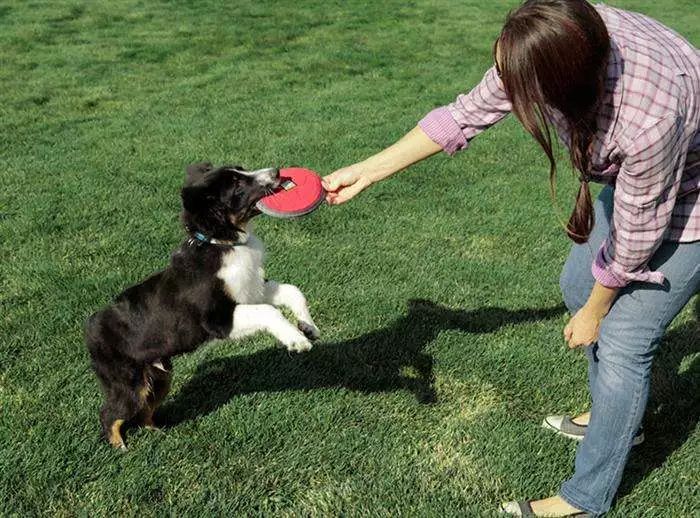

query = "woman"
[{"left": 323, "top": 1, "right": 699, "bottom": 516}]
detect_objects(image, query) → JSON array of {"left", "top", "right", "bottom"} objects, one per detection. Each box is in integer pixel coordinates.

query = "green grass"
[{"left": 1, "top": 0, "right": 698, "bottom": 515}]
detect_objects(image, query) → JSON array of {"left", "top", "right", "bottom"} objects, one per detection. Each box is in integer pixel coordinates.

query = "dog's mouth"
[
  {"left": 251, "top": 174, "right": 281, "bottom": 209},
  {"left": 263, "top": 177, "right": 282, "bottom": 197},
  {"left": 252, "top": 169, "right": 282, "bottom": 210}
]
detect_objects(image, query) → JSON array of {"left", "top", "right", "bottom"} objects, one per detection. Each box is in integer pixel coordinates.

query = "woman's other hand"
[
  {"left": 564, "top": 282, "right": 618, "bottom": 348},
  {"left": 563, "top": 306, "right": 604, "bottom": 348}
]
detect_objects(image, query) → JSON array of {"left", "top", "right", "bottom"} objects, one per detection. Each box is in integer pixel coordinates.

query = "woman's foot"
[
  {"left": 571, "top": 411, "right": 590, "bottom": 425},
  {"left": 530, "top": 496, "right": 586, "bottom": 516},
  {"left": 541, "top": 412, "right": 590, "bottom": 440},
  {"left": 500, "top": 495, "right": 589, "bottom": 517},
  {"left": 542, "top": 411, "right": 644, "bottom": 446}
]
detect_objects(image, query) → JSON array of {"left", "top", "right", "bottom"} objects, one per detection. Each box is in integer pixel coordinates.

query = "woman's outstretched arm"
[
  {"left": 322, "top": 126, "right": 442, "bottom": 205},
  {"left": 323, "top": 66, "right": 512, "bottom": 205}
]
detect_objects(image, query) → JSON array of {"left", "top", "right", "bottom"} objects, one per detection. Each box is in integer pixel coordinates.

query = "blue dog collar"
[{"left": 187, "top": 230, "right": 248, "bottom": 247}]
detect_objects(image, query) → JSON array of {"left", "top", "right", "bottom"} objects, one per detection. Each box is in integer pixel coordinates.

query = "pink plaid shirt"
[{"left": 419, "top": 4, "right": 700, "bottom": 288}]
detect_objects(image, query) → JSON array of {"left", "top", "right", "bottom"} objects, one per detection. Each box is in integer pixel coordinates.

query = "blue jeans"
[{"left": 557, "top": 186, "right": 700, "bottom": 516}]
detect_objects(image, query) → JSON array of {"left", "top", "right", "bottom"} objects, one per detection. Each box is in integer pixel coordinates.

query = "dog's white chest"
[{"left": 216, "top": 234, "right": 266, "bottom": 304}]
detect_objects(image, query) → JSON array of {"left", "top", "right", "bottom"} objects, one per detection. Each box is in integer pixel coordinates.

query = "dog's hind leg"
[
  {"left": 101, "top": 404, "right": 131, "bottom": 450},
  {"left": 100, "top": 386, "right": 144, "bottom": 450},
  {"left": 135, "top": 376, "right": 156, "bottom": 429},
  {"left": 264, "top": 281, "right": 320, "bottom": 340},
  {"left": 138, "top": 364, "right": 172, "bottom": 429},
  {"left": 149, "top": 373, "right": 172, "bottom": 428},
  {"left": 107, "top": 418, "right": 126, "bottom": 450}
]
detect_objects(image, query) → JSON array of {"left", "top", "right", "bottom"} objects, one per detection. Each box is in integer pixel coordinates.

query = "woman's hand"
[
  {"left": 563, "top": 305, "right": 605, "bottom": 348},
  {"left": 323, "top": 163, "right": 374, "bottom": 206},
  {"left": 563, "top": 282, "right": 619, "bottom": 348}
]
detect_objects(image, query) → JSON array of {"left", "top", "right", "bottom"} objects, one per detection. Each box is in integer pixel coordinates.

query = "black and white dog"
[{"left": 85, "top": 163, "right": 319, "bottom": 449}]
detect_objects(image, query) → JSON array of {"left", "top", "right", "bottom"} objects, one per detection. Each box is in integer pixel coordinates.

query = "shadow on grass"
[
  {"left": 158, "top": 299, "right": 565, "bottom": 427},
  {"left": 618, "top": 296, "right": 699, "bottom": 500}
]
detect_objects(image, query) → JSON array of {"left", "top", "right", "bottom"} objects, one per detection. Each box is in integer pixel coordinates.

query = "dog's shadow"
[
  {"left": 158, "top": 299, "right": 565, "bottom": 426},
  {"left": 157, "top": 296, "right": 698, "bottom": 502}
]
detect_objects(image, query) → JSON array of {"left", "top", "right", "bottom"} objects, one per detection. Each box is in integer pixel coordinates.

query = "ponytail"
[{"left": 566, "top": 177, "right": 594, "bottom": 244}]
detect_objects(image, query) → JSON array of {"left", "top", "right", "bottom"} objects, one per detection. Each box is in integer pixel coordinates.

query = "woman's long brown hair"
[{"left": 496, "top": 0, "right": 610, "bottom": 243}]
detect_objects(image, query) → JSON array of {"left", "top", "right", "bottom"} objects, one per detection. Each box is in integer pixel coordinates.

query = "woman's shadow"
[{"left": 158, "top": 299, "right": 565, "bottom": 426}]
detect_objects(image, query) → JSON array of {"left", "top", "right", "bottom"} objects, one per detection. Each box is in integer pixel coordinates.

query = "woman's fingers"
[
  {"left": 325, "top": 191, "right": 342, "bottom": 205},
  {"left": 563, "top": 319, "right": 573, "bottom": 341},
  {"left": 322, "top": 171, "right": 344, "bottom": 192},
  {"left": 564, "top": 307, "right": 604, "bottom": 349},
  {"left": 329, "top": 177, "right": 369, "bottom": 205},
  {"left": 322, "top": 170, "right": 351, "bottom": 205},
  {"left": 564, "top": 319, "right": 581, "bottom": 348},
  {"left": 323, "top": 166, "right": 370, "bottom": 205}
]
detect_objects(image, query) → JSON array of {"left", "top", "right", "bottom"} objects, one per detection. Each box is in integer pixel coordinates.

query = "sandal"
[{"left": 499, "top": 500, "right": 592, "bottom": 517}]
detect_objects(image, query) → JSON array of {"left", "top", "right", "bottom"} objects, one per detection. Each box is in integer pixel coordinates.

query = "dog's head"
[{"left": 181, "top": 162, "right": 280, "bottom": 239}]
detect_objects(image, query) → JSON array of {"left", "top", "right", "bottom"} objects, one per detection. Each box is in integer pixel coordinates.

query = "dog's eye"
[{"left": 228, "top": 180, "right": 251, "bottom": 199}]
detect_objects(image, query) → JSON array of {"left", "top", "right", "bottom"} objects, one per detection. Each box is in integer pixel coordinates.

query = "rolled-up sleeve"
[
  {"left": 592, "top": 115, "right": 688, "bottom": 288},
  {"left": 418, "top": 66, "right": 512, "bottom": 155}
]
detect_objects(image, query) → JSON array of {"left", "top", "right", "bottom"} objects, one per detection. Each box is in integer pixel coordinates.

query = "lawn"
[{"left": 1, "top": 0, "right": 698, "bottom": 515}]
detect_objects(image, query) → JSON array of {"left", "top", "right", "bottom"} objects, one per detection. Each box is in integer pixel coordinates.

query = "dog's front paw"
[
  {"left": 298, "top": 321, "right": 320, "bottom": 341},
  {"left": 285, "top": 336, "right": 313, "bottom": 353}
]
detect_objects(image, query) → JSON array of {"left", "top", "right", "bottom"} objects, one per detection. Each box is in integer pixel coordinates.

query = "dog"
[{"left": 85, "top": 162, "right": 320, "bottom": 450}]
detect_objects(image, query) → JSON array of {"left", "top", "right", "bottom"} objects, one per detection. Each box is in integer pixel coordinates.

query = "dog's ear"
[
  {"left": 181, "top": 184, "right": 213, "bottom": 215},
  {"left": 185, "top": 162, "right": 214, "bottom": 185}
]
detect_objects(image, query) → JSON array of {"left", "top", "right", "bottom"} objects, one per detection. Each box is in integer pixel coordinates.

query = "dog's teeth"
[{"left": 152, "top": 360, "right": 167, "bottom": 372}]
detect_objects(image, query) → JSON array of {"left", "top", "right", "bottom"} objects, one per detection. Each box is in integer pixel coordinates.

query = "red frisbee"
[{"left": 257, "top": 167, "right": 325, "bottom": 218}]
